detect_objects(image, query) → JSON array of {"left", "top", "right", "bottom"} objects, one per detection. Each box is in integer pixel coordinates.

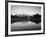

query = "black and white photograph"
[
  {"left": 6, "top": 1, "right": 45, "bottom": 35},
  {"left": 11, "top": 5, "right": 41, "bottom": 31}
]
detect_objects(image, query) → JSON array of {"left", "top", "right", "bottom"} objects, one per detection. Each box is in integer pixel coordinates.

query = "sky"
[{"left": 11, "top": 5, "right": 41, "bottom": 16}]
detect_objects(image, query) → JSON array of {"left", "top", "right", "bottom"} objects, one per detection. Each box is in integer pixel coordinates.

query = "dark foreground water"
[{"left": 11, "top": 21, "right": 41, "bottom": 31}]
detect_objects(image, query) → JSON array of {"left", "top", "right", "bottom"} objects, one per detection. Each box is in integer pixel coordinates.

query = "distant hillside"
[{"left": 11, "top": 14, "right": 41, "bottom": 24}]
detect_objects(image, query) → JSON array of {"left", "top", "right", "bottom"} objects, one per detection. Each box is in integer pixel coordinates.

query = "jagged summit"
[{"left": 30, "top": 14, "right": 41, "bottom": 19}]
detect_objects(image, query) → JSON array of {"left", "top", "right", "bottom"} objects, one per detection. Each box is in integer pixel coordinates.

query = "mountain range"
[{"left": 11, "top": 14, "right": 41, "bottom": 24}]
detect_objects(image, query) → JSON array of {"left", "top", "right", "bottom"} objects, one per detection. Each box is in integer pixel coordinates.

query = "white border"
[{"left": 8, "top": 2, "right": 43, "bottom": 35}]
